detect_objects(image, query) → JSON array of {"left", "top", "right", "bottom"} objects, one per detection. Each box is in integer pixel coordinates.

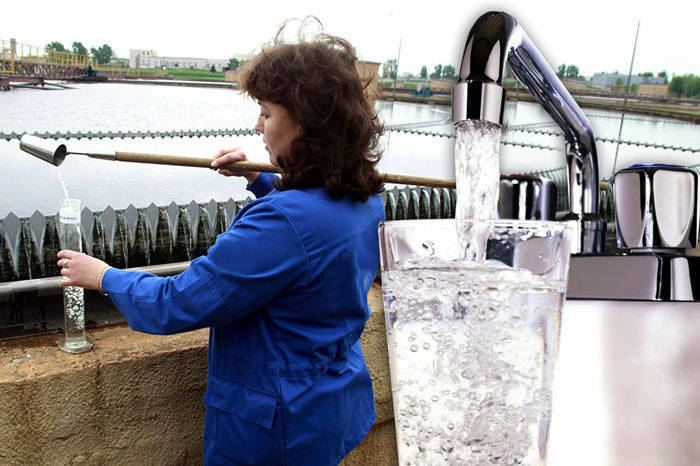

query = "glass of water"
[
  {"left": 57, "top": 198, "right": 93, "bottom": 354},
  {"left": 379, "top": 219, "right": 572, "bottom": 465}
]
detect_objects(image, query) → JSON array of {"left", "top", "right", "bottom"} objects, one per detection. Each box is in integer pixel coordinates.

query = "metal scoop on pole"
[
  {"left": 19, "top": 133, "right": 457, "bottom": 189},
  {"left": 19, "top": 134, "right": 70, "bottom": 166},
  {"left": 19, "top": 133, "right": 263, "bottom": 170}
]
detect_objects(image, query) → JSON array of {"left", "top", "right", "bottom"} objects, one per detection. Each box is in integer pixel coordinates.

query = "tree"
[
  {"left": 669, "top": 75, "right": 684, "bottom": 96},
  {"left": 72, "top": 41, "right": 88, "bottom": 56},
  {"left": 90, "top": 44, "right": 113, "bottom": 65},
  {"left": 228, "top": 57, "right": 241, "bottom": 71},
  {"left": 658, "top": 70, "right": 668, "bottom": 84},
  {"left": 669, "top": 75, "right": 688, "bottom": 96},
  {"left": 565, "top": 65, "right": 579, "bottom": 80},
  {"left": 615, "top": 77, "right": 624, "bottom": 91},
  {"left": 638, "top": 72, "right": 654, "bottom": 78},
  {"left": 382, "top": 59, "right": 398, "bottom": 80},
  {"left": 46, "top": 41, "right": 65, "bottom": 52},
  {"left": 669, "top": 74, "right": 700, "bottom": 98},
  {"left": 442, "top": 65, "right": 456, "bottom": 80},
  {"left": 420, "top": 66, "right": 427, "bottom": 80},
  {"left": 630, "top": 83, "right": 639, "bottom": 94},
  {"left": 557, "top": 64, "right": 566, "bottom": 79},
  {"left": 430, "top": 64, "right": 442, "bottom": 79},
  {"left": 210, "top": 65, "right": 216, "bottom": 73}
]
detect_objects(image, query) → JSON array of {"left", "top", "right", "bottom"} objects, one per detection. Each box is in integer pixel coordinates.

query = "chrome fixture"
[
  {"left": 451, "top": 13, "right": 700, "bottom": 462},
  {"left": 613, "top": 164, "right": 698, "bottom": 251},
  {"left": 567, "top": 253, "right": 700, "bottom": 301},
  {"left": 569, "top": 163, "right": 700, "bottom": 301},
  {"left": 452, "top": 11, "right": 604, "bottom": 254},
  {"left": 498, "top": 174, "right": 557, "bottom": 221}
]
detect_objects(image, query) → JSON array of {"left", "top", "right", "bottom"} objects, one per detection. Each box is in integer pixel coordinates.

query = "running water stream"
[
  {"left": 454, "top": 120, "right": 502, "bottom": 223},
  {"left": 454, "top": 120, "right": 502, "bottom": 262},
  {"left": 58, "top": 169, "right": 71, "bottom": 201}
]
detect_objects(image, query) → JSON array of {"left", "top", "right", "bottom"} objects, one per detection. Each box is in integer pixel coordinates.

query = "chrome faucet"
[{"left": 452, "top": 11, "right": 605, "bottom": 254}]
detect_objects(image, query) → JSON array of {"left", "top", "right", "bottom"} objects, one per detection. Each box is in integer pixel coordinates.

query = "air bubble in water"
[{"left": 383, "top": 259, "right": 563, "bottom": 465}]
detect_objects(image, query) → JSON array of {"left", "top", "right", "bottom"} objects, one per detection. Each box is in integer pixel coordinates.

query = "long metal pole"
[
  {"left": 612, "top": 21, "right": 641, "bottom": 176},
  {"left": 0, "top": 262, "right": 189, "bottom": 300}
]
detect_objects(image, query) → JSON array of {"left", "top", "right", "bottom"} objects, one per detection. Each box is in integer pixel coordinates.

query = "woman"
[{"left": 57, "top": 33, "right": 385, "bottom": 465}]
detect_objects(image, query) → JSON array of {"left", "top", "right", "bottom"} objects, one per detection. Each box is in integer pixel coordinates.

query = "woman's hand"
[
  {"left": 57, "top": 250, "right": 110, "bottom": 291},
  {"left": 211, "top": 147, "right": 259, "bottom": 184}
]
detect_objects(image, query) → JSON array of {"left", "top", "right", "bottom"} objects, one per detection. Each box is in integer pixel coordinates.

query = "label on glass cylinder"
[{"left": 60, "top": 208, "right": 80, "bottom": 224}]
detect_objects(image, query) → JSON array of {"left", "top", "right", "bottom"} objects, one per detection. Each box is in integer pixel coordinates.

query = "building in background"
[
  {"left": 590, "top": 72, "right": 666, "bottom": 89},
  {"left": 637, "top": 83, "right": 669, "bottom": 97},
  {"left": 109, "top": 57, "right": 130, "bottom": 68},
  {"left": 129, "top": 49, "right": 247, "bottom": 71},
  {"left": 357, "top": 61, "right": 381, "bottom": 106}
]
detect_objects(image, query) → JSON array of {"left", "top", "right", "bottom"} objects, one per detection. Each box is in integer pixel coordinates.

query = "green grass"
[{"left": 166, "top": 68, "right": 226, "bottom": 81}]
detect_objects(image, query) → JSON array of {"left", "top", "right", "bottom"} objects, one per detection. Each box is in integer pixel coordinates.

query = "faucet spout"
[{"left": 452, "top": 11, "right": 605, "bottom": 254}]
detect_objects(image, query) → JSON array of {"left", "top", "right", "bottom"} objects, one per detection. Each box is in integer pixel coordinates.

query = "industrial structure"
[
  {"left": 129, "top": 49, "right": 250, "bottom": 71},
  {"left": 590, "top": 71, "right": 667, "bottom": 90}
]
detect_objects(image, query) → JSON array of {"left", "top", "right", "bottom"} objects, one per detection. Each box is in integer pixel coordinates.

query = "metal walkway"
[{"left": 0, "top": 38, "right": 165, "bottom": 86}]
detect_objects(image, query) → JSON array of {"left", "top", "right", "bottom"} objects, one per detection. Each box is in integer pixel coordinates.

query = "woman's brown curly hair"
[{"left": 241, "top": 33, "right": 384, "bottom": 202}]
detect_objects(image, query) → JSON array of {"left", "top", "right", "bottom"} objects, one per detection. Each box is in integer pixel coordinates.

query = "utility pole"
[{"left": 612, "top": 21, "right": 641, "bottom": 176}]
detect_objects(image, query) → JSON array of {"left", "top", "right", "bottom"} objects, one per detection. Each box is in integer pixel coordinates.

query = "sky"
[{"left": 3, "top": 0, "right": 699, "bottom": 78}]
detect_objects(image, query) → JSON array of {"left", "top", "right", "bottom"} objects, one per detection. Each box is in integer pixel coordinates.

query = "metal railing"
[
  {"left": 0, "top": 39, "right": 167, "bottom": 78},
  {"left": 1, "top": 39, "right": 91, "bottom": 73},
  {"left": 4, "top": 127, "right": 695, "bottom": 154}
]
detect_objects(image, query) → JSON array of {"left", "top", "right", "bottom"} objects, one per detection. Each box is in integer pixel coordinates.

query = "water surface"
[{"left": 1, "top": 83, "right": 695, "bottom": 217}]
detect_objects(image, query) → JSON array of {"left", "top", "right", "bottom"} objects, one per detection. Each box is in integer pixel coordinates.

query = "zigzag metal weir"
[
  {"left": 2, "top": 127, "right": 697, "bottom": 153},
  {"left": 0, "top": 187, "right": 457, "bottom": 283}
]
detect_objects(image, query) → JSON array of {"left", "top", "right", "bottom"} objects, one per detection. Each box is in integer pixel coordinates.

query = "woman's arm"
[{"left": 60, "top": 201, "right": 308, "bottom": 335}]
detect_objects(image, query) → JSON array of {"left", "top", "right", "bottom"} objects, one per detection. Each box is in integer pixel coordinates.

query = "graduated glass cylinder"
[
  {"left": 379, "top": 219, "right": 572, "bottom": 466},
  {"left": 57, "top": 199, "right": 93, "bottom": 354}
]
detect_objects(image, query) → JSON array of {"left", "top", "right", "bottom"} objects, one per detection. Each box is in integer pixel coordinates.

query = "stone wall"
[{"left": 0, "top": 283, "right": 397, "bottom": 465}]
